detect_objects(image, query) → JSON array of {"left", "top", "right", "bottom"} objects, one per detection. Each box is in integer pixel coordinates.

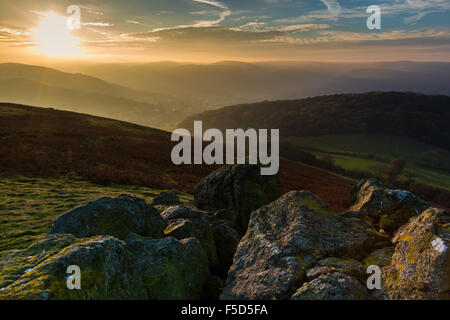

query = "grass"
[
  {"left": 286, "top": 134, "right": 450, "bottom": 190},
  {"left": 0, "top": 176, "right": 193, "bottom": 255}
]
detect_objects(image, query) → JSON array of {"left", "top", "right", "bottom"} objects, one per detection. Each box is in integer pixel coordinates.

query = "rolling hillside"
[
  {"left": 179, "top": 92, "right": 450, "bottom": 205},
  {"left": 180, "top": 92, "right": 450, "bottom": 150},
  {"left": 0, "top": 103, "right": 356, "bottom": 212},
  {"left": 0, "top": 63, "right": 192, "bottom": 129}
]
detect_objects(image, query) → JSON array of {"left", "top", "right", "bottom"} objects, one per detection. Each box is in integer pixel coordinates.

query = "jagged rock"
[
  {"left": 164, "top": 218, "right": 219, "bottom": 270},
  {"left": 213, "top": 209, "right": 238, "bottom": 225},
  {"left": 0, "top": 234, "right": 147, "bottom": 300},
  {"left": 305, "top": 258, "right": 366, "bottom": 282},
  {"left": 291, "top": 272, "right": 369, "bottom": 300},
  {"left": 350, "top": 179, "right": 429, "bottom": 233},
  {"left": 161, "top": 205, "right": 210, "bottom": 220},
  {"left": 49, "top": 195, "right": 166, "bottom": 240},
  {"left": 125, "top": 233, "right": 209, "bottom": 300},
  {"left": 382, "top": 208, "right": 450, "bottom": 300},
  {"left": 220, "top": 191, "right": 389, "bottom": 300},
  {"left": 212, "top": 221, "right": 241, "bottom": 276},
  {"left": 161, "top": 205, "right": 241, "bottom": 276},
  {"left": 152, "top": 190, "right": 183, "bottom": 206},
  {"left": 194, "top": 164, "right": 282, "bottom": 233}
]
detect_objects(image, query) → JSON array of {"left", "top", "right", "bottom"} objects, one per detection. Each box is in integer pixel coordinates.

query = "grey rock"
[
  {"left": 164, "top": 218, "right": 219, "bottom": 270},
  {"left": 152, "top": 190, "right": 183, "bottom": 206},
  {"left": 350, "top": 179, "right": 429, "bottom": 234},
  {"left": 125, "top": 233, "right": 209, "bottom": 300},
  {"left": 49, "top": 195, "right": 166, "bottom": 240},
  {"left": 194, "top": 164, "right": 283, "bottom": 233},
  {"left": 0, "top": 234, "right": 147, "bottom": 300},
  {"left": 220, "top": 191, "right": 389, "bottom": 300},
  {"left": 291, "top": 272, "right": 369, "bottom": 300},
  {"left": 382, "top": 208, "right": 450, "bottom": 299}
]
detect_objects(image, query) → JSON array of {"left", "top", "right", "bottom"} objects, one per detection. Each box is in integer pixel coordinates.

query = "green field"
[
  {"left": 0, "top": 176, "right": 193, "bottom": 255},
  {"left": 286, "top": 134, "right": 450, "bottom": 190}
]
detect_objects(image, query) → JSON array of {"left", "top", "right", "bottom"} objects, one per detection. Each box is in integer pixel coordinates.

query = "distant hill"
[
  {"left": 0, "top": 63, "right": 193, "bottom": 129},
  {"left": 66, "top": 61, "right": 450, "bottom": 108},
  {"left": 180, "top": 92, "right": 450, "bottom": 150},
  {"left": 0, "top": 103, "right": 356, "bottom": 212}
]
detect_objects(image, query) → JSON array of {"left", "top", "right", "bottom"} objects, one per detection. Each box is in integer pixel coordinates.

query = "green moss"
[{"left": 143, "top": 260, "right": 185, "bottom": 300}]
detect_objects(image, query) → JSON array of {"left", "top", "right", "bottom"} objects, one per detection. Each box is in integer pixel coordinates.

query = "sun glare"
[{"left": 32, "top": 11, "right": 83, "bottom": 58}]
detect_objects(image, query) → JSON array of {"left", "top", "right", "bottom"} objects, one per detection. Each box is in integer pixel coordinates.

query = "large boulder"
[
  {"left": 125, "top": 233, "right": 209, "bottom": 300},
  {"left": 220, "top": 191, "right": 389, "bottom": 300},
  {"left": 350, "top": 179, "right": 429, "bottom": 234},
  {"left": 0, "top": 234, "right": 147, "bottom": 300},
  {"left": 49, "top": 195, "right": 167, "bottom": 240},
  {"left": 382, "top": 208, "right": 450, "bottom": 299},
  {"left": 194, "top": 164, "right": 282, "bottom": 233}
]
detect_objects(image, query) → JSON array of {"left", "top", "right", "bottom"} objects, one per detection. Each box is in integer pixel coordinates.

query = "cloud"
[
  {"left": 150, "top": 0, "right": 231, "bottom": 32},
  {"left": 124, "top": 23, "right": 330, "bottom": 45},
  {"left": 82, "top": 22, "right": 113, "bottom": 27},
  {"left": 192, "top": 0, "right": 228, "bottom": 10},
  {"left": 257, "top": 28, "right": 450, "bottom": 47}
]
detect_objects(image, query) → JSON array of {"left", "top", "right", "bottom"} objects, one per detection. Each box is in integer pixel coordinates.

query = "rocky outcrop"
[
  {"left": 350, "top": 179, "right": 429, "bottom": 234},
  {"left": 1, "top": 174, "right": 446, "bottom": 301},
  {"left": 161, "top": 205, "right": 241, "bottom": 276},
  {"left": 194, "top": 164, "right": 282, "bottom": 233},
  {"left": 382, "top": 208, "right": 450, "bottom": 299},
  {"left": 49, "top": 195, "right": 167, "bottom": 240},
  {"left": 220, "top": 191, "right": 389, "bottom": 300},
  {"left": 164, "top": 218, "right": 219, "bottom": 270}
]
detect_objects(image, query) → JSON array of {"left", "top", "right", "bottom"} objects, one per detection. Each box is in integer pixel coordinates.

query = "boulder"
[
  {"left": 363, "top": 247, "right": 394, "bottom": 268},
  {"left": 0, "top": 234, "right": 147, "bottom": 300},
  {"left": 49, "top": 195, "right": 166, "bottom": 240},
  {"left": 291, "top": 271, "right": 369, "bottom": 300},
  {"left": 382, "top": 208, "right": 450, "bottom": 299},
  {"left": 212, "top": 221, "right": 241, "bottom": 276},
  {"left": 220, "top": 191, "right": 389, "bottom": 300},
  {"left": 161, "top": 205, "right": 210, "bottom": 220},
  {"left": 194, "top": 164, "right": 282, "bottom": 233},
  {"left": 125, "top": 233, "right": 209, "bottom": 300},
  {"left": 164, "top": 218, "right": 218, "bottom": 270},
  {"left": 152, "top": 190, "right": 183, "bottom": 206},
  {"left": 213, "top": 209, "right": 239, "bottom": 225},
  {"left": 350, "top": 179, "right": 429, "bottom": 233},
  {"left": 305, "top": 258, "right": 366, "bottom": 282}
]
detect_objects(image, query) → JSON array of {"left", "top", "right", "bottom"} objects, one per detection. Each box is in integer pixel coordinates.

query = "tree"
[{"left": 387, "top": 158, "right": 407, "bottom": 182}]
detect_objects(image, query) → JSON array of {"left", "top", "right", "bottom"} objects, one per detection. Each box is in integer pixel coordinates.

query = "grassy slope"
[
  {"left": 286, "top": 134, "right": 450, "bottom": 189},
  {"left": 0, "top": 103, "right": 359, "bottom": 254},
  {"left": 0, "top": 176, "right": 193, "bottom": 254}
]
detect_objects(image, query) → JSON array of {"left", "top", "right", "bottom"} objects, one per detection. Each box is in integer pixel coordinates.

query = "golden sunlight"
[{"left": 31, "top": 11, "right": 83, "bottom": 58}]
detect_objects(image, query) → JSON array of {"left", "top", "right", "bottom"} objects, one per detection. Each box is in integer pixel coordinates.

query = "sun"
[{"left": 31, "top": 11, "right": 83, "bottom": 58}]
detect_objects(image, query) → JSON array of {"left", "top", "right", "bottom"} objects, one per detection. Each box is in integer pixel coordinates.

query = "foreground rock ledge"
[{"left": 220, "top": 191, "right": 390, "bottom": 300}]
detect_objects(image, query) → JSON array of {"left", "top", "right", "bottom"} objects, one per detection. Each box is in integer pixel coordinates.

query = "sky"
[{"left": 0, "top": 0, "right": 449, "bottom": 63}]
